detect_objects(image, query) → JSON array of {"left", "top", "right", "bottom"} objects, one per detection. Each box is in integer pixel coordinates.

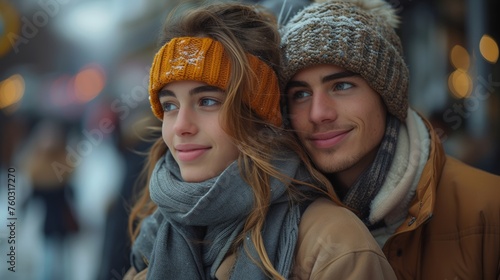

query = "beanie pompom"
[{"left": 314, "top": 0, "right": 400, "bottom": 28}]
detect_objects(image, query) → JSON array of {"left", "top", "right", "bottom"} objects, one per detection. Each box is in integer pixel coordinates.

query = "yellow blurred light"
[
  {"left": 479, "top": 35, "right": 499, "bottom": 64},
  {"left": 448, "top": 69, "right": 472, "bottom": 99},
  {"left": 74, "top": 64, "right": 106, "bottom": 102},
  {"left": 450, "top": 45, "right": 470, "bottom": 70},
  {"left": 0, "top": 1, "right": 20, "bottom": 57},
  {"left": 0, "top": 74, "right": 25, "bottom": 109}
]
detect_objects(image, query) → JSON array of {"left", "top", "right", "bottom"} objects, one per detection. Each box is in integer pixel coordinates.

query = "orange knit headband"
[{"left": 149, "top": 37, "right": 282, "bottom": 127}]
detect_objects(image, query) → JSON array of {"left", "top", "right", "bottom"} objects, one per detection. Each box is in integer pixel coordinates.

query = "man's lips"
[
  {"left": 175, "top": 144, "right": 211, "bottom": 161},
  {"left": 308, "top": 130, "right": 351, "bottom": 149}
]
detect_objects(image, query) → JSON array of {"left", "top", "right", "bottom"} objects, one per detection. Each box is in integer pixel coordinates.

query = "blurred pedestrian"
[{"left": 23, "top": 118, "right": 79, "bottom": 280}]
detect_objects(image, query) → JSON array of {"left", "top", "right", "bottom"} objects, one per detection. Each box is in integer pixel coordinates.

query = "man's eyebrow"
[
  {"left": 286, "top": 71, "right": 359, "bottom": 91},
  {"left": 286, "top": 80, "right": 309, "bottom": 90},
  {"left": 322, "top": 71, "right": 358, "bottom": 83},
  {"left": 158, "top": 85, "right": 222, "bottom": 98}
]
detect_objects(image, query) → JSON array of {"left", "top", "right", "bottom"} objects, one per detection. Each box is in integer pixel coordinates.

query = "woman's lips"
[
  {"left": 310, "top": 130, "right": 351, "bottom": 149},
  {"left": 175, "top": 144, "right": 210, "bottom": 162}
]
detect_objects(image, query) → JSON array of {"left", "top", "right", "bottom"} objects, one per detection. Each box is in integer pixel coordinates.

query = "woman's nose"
[{"left": 173, "top": 107, "right": 198, "bottom": 136}]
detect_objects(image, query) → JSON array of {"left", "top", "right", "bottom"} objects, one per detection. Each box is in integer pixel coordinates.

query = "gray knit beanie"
[{"left": 281, "top": 0, "right": 409, "bottom": 121}]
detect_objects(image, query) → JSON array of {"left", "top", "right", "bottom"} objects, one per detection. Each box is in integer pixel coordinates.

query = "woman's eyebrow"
[
  {"left": 158, "top": 85, "right": 222, "bottom": 98},
  {"left": 190, "top": 85, "right": 223, "bottom": 95},
  {"left": 158, "top": 89, "right": 174, "bottom": 98}
]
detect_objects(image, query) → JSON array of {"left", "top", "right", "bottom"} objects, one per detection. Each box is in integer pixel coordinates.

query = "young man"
[{"left": 280, "top": 0, "right": 500, "bottom": 279}]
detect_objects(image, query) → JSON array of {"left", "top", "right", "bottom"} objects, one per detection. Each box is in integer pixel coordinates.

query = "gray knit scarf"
[
  {"left": 131, "top": 149, "right": 315, "bottom": 279},
  {"left": 341, "top": 115, "right": 400, "bottom": 228}
]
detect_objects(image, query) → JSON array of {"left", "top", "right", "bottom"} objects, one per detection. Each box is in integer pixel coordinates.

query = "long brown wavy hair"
[{"left": 128, "top": 2, "right": 341, "bottom": 279}]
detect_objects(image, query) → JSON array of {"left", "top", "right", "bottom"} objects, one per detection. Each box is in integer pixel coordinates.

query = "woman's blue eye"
[
  {"left": 162, "top": 102, "right": 178, "bottom": 112},
  {"left": 200, "top": 98, "right": 220, "bottom": 106}
]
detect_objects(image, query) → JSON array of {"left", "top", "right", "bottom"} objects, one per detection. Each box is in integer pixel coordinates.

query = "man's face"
[{"left": 286, "top": 64, "right": 387, "bottom": 187}]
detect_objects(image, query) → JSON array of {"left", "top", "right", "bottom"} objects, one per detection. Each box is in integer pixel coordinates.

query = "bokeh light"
[
  {"left": 74, "top": 64, "right": 106, "bottom": 102},
  {"left": 0, "top": 1, "right": 20, "bottom": 57},
  {"left": 0, "top": 74, "right": 25, "bottom": 111},
  {"left": 479, "top": 34, "right": 499, "bottom": 63},
  {"left": 450, "top": 44, "right": 470, "bottom": 70},
  {"left": 448, "top": 69, "right": 473, "bottom": 99}
]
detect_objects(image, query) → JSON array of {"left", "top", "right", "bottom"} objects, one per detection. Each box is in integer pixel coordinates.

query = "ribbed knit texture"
[
  {"left": 280, "top": 0, "right": 409, "bottom": 121},
  {"left": 149, "top": 37, "right": 282, "bottom": 126}
]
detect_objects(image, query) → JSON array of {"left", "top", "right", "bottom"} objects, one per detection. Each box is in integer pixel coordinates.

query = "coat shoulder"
[
  {"left": 430, "top": 155, "right": 500, "bottom": 231},
  {"left": 439, "top": 156, "right": 500, "bottom": 201},
  {"left": 292, "top": 198, "right": 396, "bottom": 279}
]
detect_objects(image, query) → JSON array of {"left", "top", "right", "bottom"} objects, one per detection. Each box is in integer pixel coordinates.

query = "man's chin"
[{"left": 313, "top": 154, "right": 355, "bottom": 174}]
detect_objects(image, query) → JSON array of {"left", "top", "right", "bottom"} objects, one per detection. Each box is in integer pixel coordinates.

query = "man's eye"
[
  {"left": 290, "top": 90, "right": 311, "bottom": 100},
  {"left": 333, "top": 82, "right": 353, "bottom": 91}
]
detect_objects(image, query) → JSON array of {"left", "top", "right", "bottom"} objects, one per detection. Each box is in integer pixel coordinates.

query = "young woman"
[{"left": 125, "top": 2, "right": 395, "bottom": 280}]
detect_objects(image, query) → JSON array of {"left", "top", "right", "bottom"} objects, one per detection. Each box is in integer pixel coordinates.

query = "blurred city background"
[{"left": 0, "top": 0, "right": 499, "bottom": 280}]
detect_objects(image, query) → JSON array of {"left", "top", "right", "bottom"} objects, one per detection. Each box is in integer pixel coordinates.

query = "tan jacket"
[
  {"left": 383, "top": 118, "right": 500, "bottom": 279},
  {"left": 288, "top": 198, "right": 396, "bottom": 279},
  {"left": 125, "top": 198, "right": 396, "bottom": 279}
]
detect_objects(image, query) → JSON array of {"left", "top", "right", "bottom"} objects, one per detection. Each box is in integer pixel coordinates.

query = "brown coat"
[{"left": 383, "top": 119, "right": 500, "bottom": 279}]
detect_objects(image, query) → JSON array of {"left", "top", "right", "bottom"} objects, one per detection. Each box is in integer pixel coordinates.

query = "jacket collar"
[{"left": 408, "top": 113, "right": 447, "bottom": 229}]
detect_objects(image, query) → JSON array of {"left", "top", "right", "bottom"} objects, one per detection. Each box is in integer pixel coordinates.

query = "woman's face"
[{"left": 160, "top": 80, "right": 240, "bottom": 182}]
